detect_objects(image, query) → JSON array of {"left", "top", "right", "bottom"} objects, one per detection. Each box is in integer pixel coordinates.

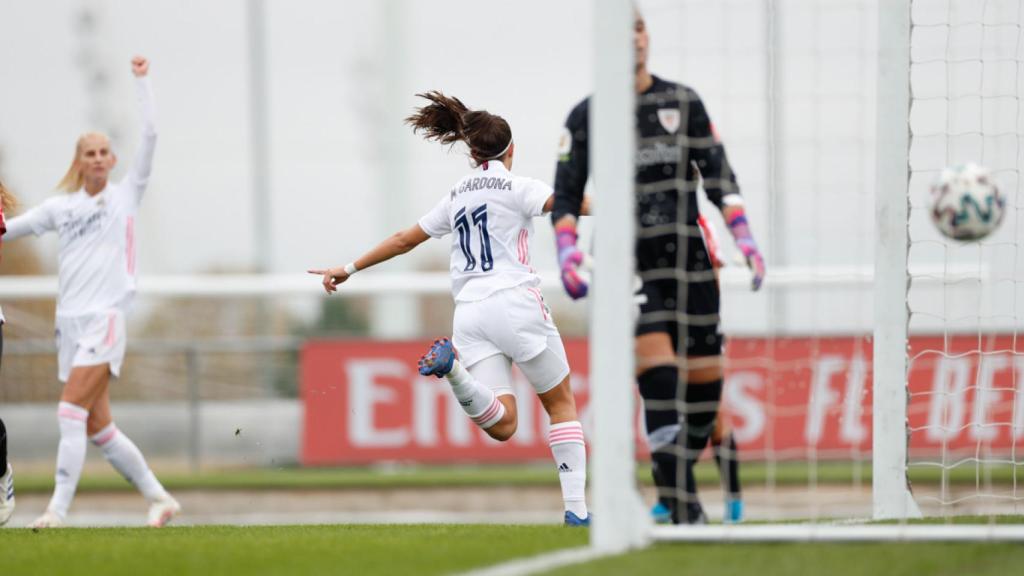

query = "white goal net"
[
  {"left": 905, "top": 0, "right": 1024, "bottom": 517},
  {"left": 588, "top": 0, "right": 1024, "bottom": 549}
]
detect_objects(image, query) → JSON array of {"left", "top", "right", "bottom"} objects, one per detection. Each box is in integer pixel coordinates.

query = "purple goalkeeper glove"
[
  {"left": 556, "top": 224, "right": 589, "bottom": 299},
  {"left": 727, "top": 209, "right": 766, "bottom": 291}
]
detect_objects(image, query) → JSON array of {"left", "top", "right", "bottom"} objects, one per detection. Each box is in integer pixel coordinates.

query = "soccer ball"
[{"left": 929, "top": 163, "right": 1005, "bottom": 241}]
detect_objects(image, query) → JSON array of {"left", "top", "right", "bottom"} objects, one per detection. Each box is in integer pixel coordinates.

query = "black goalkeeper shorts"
[{"left": 634, "top": 235, "right": 723, "bottom": 357}]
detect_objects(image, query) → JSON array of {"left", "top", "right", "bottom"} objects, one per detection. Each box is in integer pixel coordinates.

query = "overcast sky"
[
  {"left": 0, "top": 0, "right": 594, "bottom": 276},
  {"left": 7, "top": 1, "right": 1011, "bottom": 336}
]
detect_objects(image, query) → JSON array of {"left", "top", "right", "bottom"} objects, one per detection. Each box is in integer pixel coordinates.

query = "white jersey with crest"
[
  {"left": 418, "top": 160, "right": 551, "bottom": 302},
  {"left": 4, "top": 76, "right": 156, "bottom": 318}
]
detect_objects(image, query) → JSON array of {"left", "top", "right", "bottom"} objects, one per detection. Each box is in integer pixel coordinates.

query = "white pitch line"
[
  {"left": 454, "top": 546, "right": 611, "bottom": 576},
  {"left": 3, "top": 510, "right": 562, "bottom": 528}
]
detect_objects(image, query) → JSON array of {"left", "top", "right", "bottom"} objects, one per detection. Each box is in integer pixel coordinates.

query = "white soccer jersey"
[
  {"left": 418, "top": 160, "right": 551, "bottom": 302},
  {"left": 5, "top": 77, "right": 156, "bottom": 317}
]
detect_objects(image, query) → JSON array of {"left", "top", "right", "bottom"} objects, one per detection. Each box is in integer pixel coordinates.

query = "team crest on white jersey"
[{"left": 657, "top": 108, "right": 681, "bottom": 134}]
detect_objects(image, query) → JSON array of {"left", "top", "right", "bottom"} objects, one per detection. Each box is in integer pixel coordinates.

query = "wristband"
[
  {"left": 726, "top": 211, "right": 748, "bottom": 229},
  {"left": 344, "top": 262, "right": 358, "bottom": 276}
]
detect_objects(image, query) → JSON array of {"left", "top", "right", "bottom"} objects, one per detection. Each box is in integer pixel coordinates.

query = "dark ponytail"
[{"left": 406, "top": 91, "right": 513, "bottom": 163}]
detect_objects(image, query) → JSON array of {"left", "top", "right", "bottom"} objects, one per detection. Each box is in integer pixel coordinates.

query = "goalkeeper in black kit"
[{"left": 551, "top": 10, "right": 765, "bottom": 524}]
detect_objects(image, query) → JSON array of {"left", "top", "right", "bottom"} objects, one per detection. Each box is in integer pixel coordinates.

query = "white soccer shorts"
[
  {"left": 55, "top": 308, "right": 127, "bottom": 383},
  {"left": 454, "top": 285, "right": 570, "bottom": 395}
]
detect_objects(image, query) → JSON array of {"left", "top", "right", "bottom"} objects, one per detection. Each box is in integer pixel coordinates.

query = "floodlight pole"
[
  {"left": 873, "top": 0, "right": 922, "bottom": 520},
  {"left": 248, "top": 0, "right": 271, "bottom": 273},
  {"left": 591, "top": 0, "right": 648, "bottom": 553},
  {"left": 370, "top": 0, "right": 421, "bottom": 339}
]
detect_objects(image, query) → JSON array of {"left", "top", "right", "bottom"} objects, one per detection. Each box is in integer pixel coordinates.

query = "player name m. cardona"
[{"left": 451, "top": 177, "right": 513, "bottom": 199}]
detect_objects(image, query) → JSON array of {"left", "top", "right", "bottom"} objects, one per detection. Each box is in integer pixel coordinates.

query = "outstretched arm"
[
  {"left": 126, "top": 56, "right": 157, "bottom": 200},
  {"left": 3, "top": 200, "right": 56, "bottom": 241},
  {"left": 308, "top": 224, "right": 431, "bottom": 294}
]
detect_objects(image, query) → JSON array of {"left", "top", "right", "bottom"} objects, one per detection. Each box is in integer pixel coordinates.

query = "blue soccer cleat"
[
  {"left": 651, "top": 502, "right": 672, "bottom": 524},
  {"left": 564, "top": 511, "right": 591, "bottom": 527},
  {"left": 418, "top": 338, "right": 457, "bottom": 378},
  {"left": 724, "top": 498, "right": 744, "bottom": 524}
]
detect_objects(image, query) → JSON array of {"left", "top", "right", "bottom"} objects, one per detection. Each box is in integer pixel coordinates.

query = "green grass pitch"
[
  {"left": 0, "top": 525, "right": 587, "bottom": 576},
  {"left": 11, "top": 460, "right": 1017, "bottom": 493},
  {"left": 540, "top": 540, "right": 1024, "bottom": 576},
  {"left": 4, "top": 522, "right": 1024, "bottom": 576}
]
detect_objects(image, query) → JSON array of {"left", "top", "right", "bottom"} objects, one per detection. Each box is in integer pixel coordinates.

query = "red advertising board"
[{"left": 301, "top": 336, "right": 1024, "bottom": 465}]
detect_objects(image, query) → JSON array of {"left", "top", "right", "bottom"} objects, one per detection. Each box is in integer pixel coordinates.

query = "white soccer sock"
[
  {"left": 91, "top": 423, "right": 169, "bottom": 502},
  {"left": 446, "top": 361, "right": 505, "bottom": 429},
  {"left": 47, "top": 402, "right": 89, "bottom": 518},
  {"left": 549, "top": 421, "right": 588, "bottom": 518}
]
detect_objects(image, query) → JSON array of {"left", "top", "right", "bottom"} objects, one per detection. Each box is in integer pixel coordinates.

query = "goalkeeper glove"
[
  {"left": 726, "top": 210, "right": 765, "bottom": 291},
  {"left": 555, "top": 224, "right": 589, "bottom": 299}
]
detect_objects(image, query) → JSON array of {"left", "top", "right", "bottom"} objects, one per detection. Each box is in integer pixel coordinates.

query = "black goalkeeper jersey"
[{"left": 552, "top": 75, "right": 741, "bottom": 273}]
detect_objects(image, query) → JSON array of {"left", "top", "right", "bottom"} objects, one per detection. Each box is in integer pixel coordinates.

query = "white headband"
[{"left": 482, "top": 138, "right": 513, "bottom": 161}]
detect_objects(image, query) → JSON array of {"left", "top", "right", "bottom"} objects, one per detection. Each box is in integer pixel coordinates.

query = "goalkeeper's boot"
[
  {"left": 677, "top": 502, "right": 707, "bottom": 525},
  {"left": 418, "top": 338, "right": 457, "bottom": 378},
  {"left": 29, "top": 509, "right": 64, "bottom": 529},
  {"left": 651, "top": 501, "right": 672, "bottom": 525},
  {"left": 724, "top": 498, "right": 744, "bottom": 524},
  {"left": 0, "top": 464, "right": 14, "bottom": 526},
  {"left": 147, "top": 494, "right": 181, "bottom": 527},
  {"left": 564, "top": 511, "right": 591, "bottom": 527}
]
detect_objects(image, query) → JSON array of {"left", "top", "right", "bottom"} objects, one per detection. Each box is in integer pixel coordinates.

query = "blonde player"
[
  {"left": 0, "top": 180, "right": 15, "bottom": 526},
  {"left": 311, "top": 92, "right": 592, "bottom": 526},
  {"left": 4, "top": 57, "right": 179, "bottom": 528}
]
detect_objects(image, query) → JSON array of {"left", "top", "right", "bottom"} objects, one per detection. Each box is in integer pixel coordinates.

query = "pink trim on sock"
[
  {"left": 471, "top": 398, "right": 504, "bottom": 427},
  {"left": 57, "top": 404, "right": 88, "bottom": 422},
  {"left": 548, "top": 422, "right": 586, "bottom": 446},
  {"left": 548, "top": 434, "right": 586, "bottom": 446},
  {"left": 91, "top": 425, "right": 119, "bottom": 447}
]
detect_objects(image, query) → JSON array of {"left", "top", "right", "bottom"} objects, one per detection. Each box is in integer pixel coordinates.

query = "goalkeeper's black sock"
[
  {"left": 638, "top": 366, "right": 682, "bottom": 511},
  {"left": 713, "top": 432, "right": 741, "bottom": 498},
  {"left": 672, "top": 378, "right": 722, "bottom": 524},
  {"left": 0, "top": 417, "right": 7, "bottom": 472}
]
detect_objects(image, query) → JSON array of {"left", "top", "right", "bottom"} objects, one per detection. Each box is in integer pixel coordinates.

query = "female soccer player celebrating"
[
  {"left": 311, "top": 92, "right": 591, "bottom": 526},
  {"left": 0, "top": 180, "right": 15, "bottom": 526},
  {"left": 4, "top": 57, "right": 180, "bottom": 528},
  {"left": 552, "top": 11, "right": 765, "bottom": 524}
]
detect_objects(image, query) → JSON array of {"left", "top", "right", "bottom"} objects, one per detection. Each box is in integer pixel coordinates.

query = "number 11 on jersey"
[{"left": 454, "top": 205, "right": 493, "bottom": 272}]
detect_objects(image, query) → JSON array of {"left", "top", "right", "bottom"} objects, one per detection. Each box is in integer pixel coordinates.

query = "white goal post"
[
  {"left": 873, "top": 0, "right": 923, "bottom": 521},
  {"left": 589, "top": 0, "right": 648, "bottom": 554}
]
